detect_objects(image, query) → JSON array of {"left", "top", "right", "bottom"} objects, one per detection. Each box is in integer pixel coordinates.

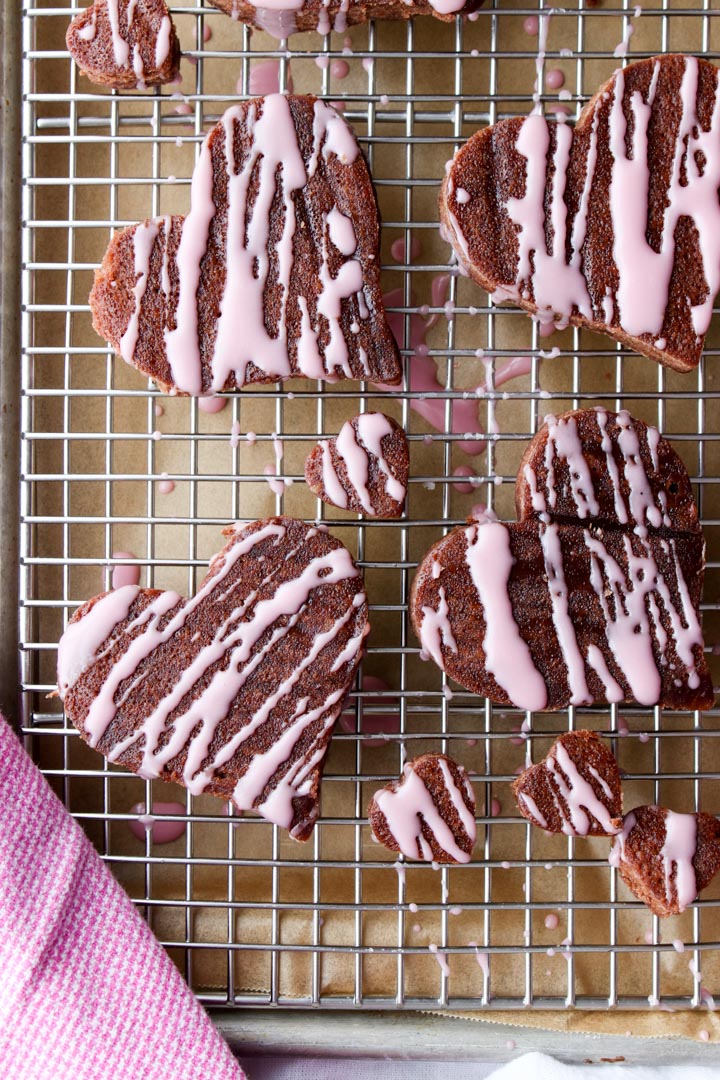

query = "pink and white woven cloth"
[{"left": 0, "top": 714, "right": 245, "bottom": 1080}]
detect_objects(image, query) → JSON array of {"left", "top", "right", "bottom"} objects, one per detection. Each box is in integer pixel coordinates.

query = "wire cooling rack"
[{"left": 14, "top": 0, "right": 720, "bottom": 1014}]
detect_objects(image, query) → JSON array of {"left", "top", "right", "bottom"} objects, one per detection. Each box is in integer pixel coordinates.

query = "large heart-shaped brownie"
[
  {"left": 304, "top": 412, "right": 408, "bottom": 518},
  {"left": 208, "top": 0, "right": 482, "bottom": 37},
  {"left": 57, "top": 517, "right": 369, "bottom": 841},
  {"left": 441, "top": 55, "right": 720, "bottom": 373},
  {"left": 90, "top": 95, "right": 402, "bottom": 396},
  {"left": 67, "top": 0, "right": 180, "bottom": 90},
  {"left": 610, "top": 806, "right": 720, "bottom": 916},
  {"left": 410, "top": 408, "right": 713, "bottom": 711}
]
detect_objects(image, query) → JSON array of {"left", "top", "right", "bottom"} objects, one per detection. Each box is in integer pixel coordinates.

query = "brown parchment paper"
[{"left": 24, "top": 0, "right": 720, "bottom": 1043}]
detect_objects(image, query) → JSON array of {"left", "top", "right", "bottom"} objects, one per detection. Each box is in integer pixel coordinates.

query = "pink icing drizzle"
[
  {"left": 106, "top": 0, "right": 130, "bottom": 68},
  {"left": 57, "top": 584, "right": 141, "bottom": 696},
  {"left": 468, "top": 57, "right": 720, "bottom": 343},
  {"left": 58, "top": 524, "right": 367, "bottom": 832},
  {"left": 111, "top": 551, "right": 140, "bottom": 590},
  {"left": 545, "top": 741, "right": 620, "bottom": 836},
  {"left": 332, "top": 413, "right": 406, "bottom": 514},
  {"left": 155, "top": 14, "right": 173, "bottom": 68},
  {"left": 373, "top": 760, "right": 475, "bottom": 863},
  {"left": 610, "top": 808, "right": 699, "bottom": 913},
  {"left": 463, "top": 522, "right": 547, "bottom": 711},
  {"left": 161, "top": 97, "right": 363, "bottom": 396},
  {"left": 128, "top": 801, "right": 186, "bottom": 844}
]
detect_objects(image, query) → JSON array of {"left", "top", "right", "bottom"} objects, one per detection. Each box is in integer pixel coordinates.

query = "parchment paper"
[{"left": 25, "top": 0, "right": 720, "bottom": 1040}]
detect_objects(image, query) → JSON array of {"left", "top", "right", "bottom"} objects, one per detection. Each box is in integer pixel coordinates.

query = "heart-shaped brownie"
[
  {"left": 90, "top": 95, "right": 402, "bottom": 396},
  {"left": 441, "top": 55, "right": 720, "bottom": 373},
  {"left": 67, "top": 0, "right": 180, "bottom": 90},
  {"left": 208, "top": 0, "right": 482, "bottom": 37},
  {"left": 512, "top": 731, "right": 622, "bottom": 837},
  {"left": 368, "top": 753, "right": 476, "bottom": 863},
  {"left": 411, "top": 407, "right": 713, "bottom": 711},
  {"left": 305, "top": 412, "right": 408, "bottom": 518},
  {"left": 610, "top": 806, "right": 720, "bottom": 916},
  {"left": 57, "top": 517, "right": 369, "bottom": 841}
]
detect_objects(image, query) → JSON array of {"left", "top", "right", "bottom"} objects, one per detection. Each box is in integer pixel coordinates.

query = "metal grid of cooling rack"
[{"left": 14, "top": 0, "right": 720, "bottom": 1014}]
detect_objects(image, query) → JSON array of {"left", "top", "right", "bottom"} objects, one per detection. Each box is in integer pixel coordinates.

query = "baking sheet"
[{"left": 19, "top": 0, "right": 720, "bottom": 1032}]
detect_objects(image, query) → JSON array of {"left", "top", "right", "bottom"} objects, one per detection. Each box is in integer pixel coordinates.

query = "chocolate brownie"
[
  {"left": 368, "top": 753, "right": 476, "bottom": 863},
  {"left": 512, "top": 731, "right": 622, "bottom": 836},
  {"left": 57, "top": 517, "right": 369, "bottom": 841},
  {"left": 410, "top": 408, "right": 713, "bottom": 711},
  {"left": 90, "top": 95, "right": 402, "bottom": 395},
  {"left": 610, "top": 806, "right": 720, "bottom": 917},
  {"left": 67, "top": 0, "right": 180, "bottom": 90},
  {"left": 305, "top": 413, "right": 408, "bottom": 518},
  {"left": 441, "top": 55, "right": 720, "bottom": 373}
]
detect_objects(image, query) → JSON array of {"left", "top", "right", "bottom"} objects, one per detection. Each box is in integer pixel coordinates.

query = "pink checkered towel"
[{"left": 0, "top": 714, "right": 245, "bottom": 1080}]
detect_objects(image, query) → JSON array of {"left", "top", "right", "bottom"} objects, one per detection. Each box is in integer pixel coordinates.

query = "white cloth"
[
  {"left": 487, "top": 1053, "right": 719, "bottom": 1079},
  {"left": 241, "top": 1054, "right": 718, "bottom": 1080}
]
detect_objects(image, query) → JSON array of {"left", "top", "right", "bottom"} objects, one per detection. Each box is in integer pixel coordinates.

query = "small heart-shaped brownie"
[
  {"left": 57, "top": 517, "right": 369, "bottom": 841},
  {"left": 208, "top": 0, "right": 482, "bottom": 37},
  {"left": 610, "top": 806, "right": 720, "bottom": 916},
  {"left": 441, "top": 55, "right": 720, "bottom": 373},
  {"left": 305, "top": 413, "right": 408, "bottom": 518},
  {"left": 67, "top": 0, "right": 180, "bottom": 90},
  {"left": 512, "top": 731, "right": 622, "bottom": 836},
  {"left": 411, "top": 407, "right": 713, "bottom": 711},
  {"left": 90, "top": 95, "right": 402, "bottom": 396},
  {"left": 368, "top": 754, "right": 476, "bottom": 863}
]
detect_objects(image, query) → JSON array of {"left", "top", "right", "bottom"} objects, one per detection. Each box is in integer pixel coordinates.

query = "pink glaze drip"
[
  {"left": 111, "top": 552, "right": 140, "bottom": 590},
  {"left": 523, "top": 15, "right": 539, "bottom": 35},
  {"left": 428, "top": 944, "right": 450, "bottom": 976},
  {"left": 197, "top": 395, "right": 228, "bottom": 414},
  {"left": 158, "top": 475, "right": 175, "bottom": 495},
  {"left": 374, "top": 287, "right": 485, "bottom": 457},
  {"left": 546, "top": 69, "right": 565, "bottom": 91},
  {"left": 338, "top": 675, "right": 399, "bottom": 745},
  {"left": 128, "top": 801, "right": 186, "bottom": 844},
  {"left": 247, "top": 60, "right": 294, "bottom": 97},
  {"left": 418, "top": 586, "right": 458, "bottom": 670},
  {"left": 462, "top": 522, "right": 547, "bottom": 711},
  {"left": 614, "top": 21, "right": 635, "bottom": 59},
  {"left": 425, "top": 274, "right": 452, "bottom": 330},
  {"left": 452, "top": 465, "right": 475, "bottom": 494},
  {"left": 390, "top": 236, "right": 422, "bottom": 264},
  {"left": 544, "top": 912, "right": 559, "bottom": 930},
  {"left": 331, "top": 60, "right": 350, "bottom": 80},
  {"left": 373, "top": 760, "right": 475, "bottom": 863},
  {"left": 160, "top": 97, "right": 362, "bottom": 396}
]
